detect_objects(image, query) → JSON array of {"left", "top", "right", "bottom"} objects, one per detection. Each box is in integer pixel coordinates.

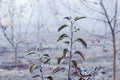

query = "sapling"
[
  {"left": 79, "top": 0, "right": 120, "bottom": 79},
  {"left": 27, "top": 48, "right": 53, "bottom": 80},
  {"left": 54, "top": 16, "right": 88, "bottom": 80}
]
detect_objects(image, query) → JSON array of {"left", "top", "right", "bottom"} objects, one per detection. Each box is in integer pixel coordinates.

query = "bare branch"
[
  {"left": 87, "top": 17, "right": 107, "bottom": 23},
  {"left": 61, "top": 1, "right": 84, "bottom": 16},
  {"left": 113, "top": 0, "right": 118, "bottom": 31},
  {"left": 100, "top": 0, "right": 114, "bottom": 33},
  {"left": 0, "top": 25, "right": 16, "bottom": 49},
  {"left": 16, "top": 12, "right": 22, "bottom": 39},
  {"left": 24, "top": 2, "right": 34, "bottom": 39},
  {"left": 79, "top": 0, "right": 105, "bottom": 15}
]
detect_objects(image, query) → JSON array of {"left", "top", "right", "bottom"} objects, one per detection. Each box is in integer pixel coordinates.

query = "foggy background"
[{"left": 0, "top": 0, "right": 114, "bottom": 36}]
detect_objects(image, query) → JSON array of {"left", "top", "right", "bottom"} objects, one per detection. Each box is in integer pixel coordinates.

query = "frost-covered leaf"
[
  {"left": 74, "top": 17, "right": 86, "bottom": 21},
  {"left": 64, "top": 16, "right": 71, "bottom": 20},
  {"left": 64, "top": 41, "right": 70, "bottom": 44},
  {"left": 63, "top": 48, "right": 68, "bottom": 57},
  {"left": 46, "top": 76, "right": 53, "bottom": 80},
  {"left": 57, "top": 56, "right": 63, "bottom": 64},
  {"left": 71, "top": 60, "right": 77, "bottom": 68},
  {"left": 58, "top": 24, "right": 68, "bottom": 32},
  {"left": 74, "top": 38, "right": 87, "bottom": 49},
  {"left": 44, "top": 58, "right": 50, "bottom": 64},
  {"left": 52, "top": 66, "right": 65, "bottom": 74},
  {"left": 27, "top": 51, "right": 37, "bottom": 55},
  {"left": 37, "top": 46, "right": 49, "bottom": 51},
  {"left": 29, "top": 64, "right": 36, "bottom": 73},
  {"left": 74, "top": 51, "right": 85, "bottom": 61},
  {"left": 43, "top": 54, "right": 50, "bottom": 57},
  {"left": 32, "top": 75, "right": 40, "bottom": 78},
  {"left": 57, "top": 34, "right": 69, "bottom": 42}
]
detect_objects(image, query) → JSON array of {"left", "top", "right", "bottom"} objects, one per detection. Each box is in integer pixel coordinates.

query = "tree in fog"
[
  {"left": 78, "top": 0, "right": 120, "bottom": 80},
  {"left": 59, "top": 0, "right": 120, "bottom": 80},
  {"left": 0, "top": 0, "right": 31, "bottom": 65}
]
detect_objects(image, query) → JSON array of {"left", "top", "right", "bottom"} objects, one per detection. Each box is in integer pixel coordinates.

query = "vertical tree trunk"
[
  {"left": 68, "top": 21, "right": 73, "bottom": 80},
  {"left": 11, "top": 26, "right": 14, "bottom": 42},
  {"left": 41, "top": 70, "right": 44, "bottom": 80},
  {"left": 112, "top": 33, "right": 117, "bottom": 80},
  {"left": 14, "top": 47, "right": 18, "bottom": 66},
  {"left": 19, "top": 25, "right": 21, "bottom": 39},
  {"left": 68, "top": 50, "right": 72, "bottom": 80}
]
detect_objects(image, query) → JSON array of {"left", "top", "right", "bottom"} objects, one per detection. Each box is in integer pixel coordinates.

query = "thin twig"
[{"left": 79, "top": 0, "right": 105, "bottom": 15}]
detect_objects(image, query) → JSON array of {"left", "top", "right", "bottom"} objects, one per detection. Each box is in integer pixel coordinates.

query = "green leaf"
[
  {"left": 63, "top": 48, "right": 68, "bottom": 57},
  {"left": 44, "top": 58, "right": 50, "bottom": 64},
  {"left": 74, "top": 17, "right": 86, "bottom": 21},
  {"left": 32, "top": 75, "right": 40, "bottom": 78},
  {"left": 26, "top": 51, "right": 37, "bottom": 55},
  {"left": 74, "top": 38, "right": 87, "bottom": 49},
  {"left": 57, "top": 56, "right": 63, "bottom": 64},
  {"left": 74, "top": 26, "right": 80, "bottom": 32},
  {"left": 57, "top": 34, "right": 69, "bottom": 42},
  {"left": 58, "top": 24, "right": 68, "bottom": 32},
  {"left": 64, "top": 16, "right": 71, "bottom": 20},
  {"left": 43, "top": 54, "right": 50, "bottom": 64},
  {"left": 37, "top": 46, "right": 49, "bottom": 51},
  {"left": 46, "top": 76, "right": 53, "bottom": 80},
  {"left": 71, "top": 60, "right": 77, "bottom": 68},
  {"left": 74, "top": 51, "right": 85, "bottom": 61},
  {"left": 43, "top": 54, "right": 50, "bottom": 57},
  {"left": 64, "top": 41, "right": 70, "bottom": 44},
  {"left": 52, "top": 66, "right": 65, "bottom": 74}
]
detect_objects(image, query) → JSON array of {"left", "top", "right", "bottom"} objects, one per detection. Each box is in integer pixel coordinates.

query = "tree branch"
[
  {"left": 0, "top": 25, "right": 16, "bottom": 49},
  {"left": 79, "top": 0, "right": 105, "bottom": 15},
  {"left": 113, "top": 0, "right": 118, "bottom": 32},
  {"left": 87, "top": 17, "right": 107, "bottom": 23},
  {"left": 100, "top": 0, "right": 114, "bottom": 33}
]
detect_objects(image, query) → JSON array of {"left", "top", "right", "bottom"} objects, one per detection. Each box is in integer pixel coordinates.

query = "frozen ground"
[{"left": 0, "top": 31, "right": 120, "bottom": 80}]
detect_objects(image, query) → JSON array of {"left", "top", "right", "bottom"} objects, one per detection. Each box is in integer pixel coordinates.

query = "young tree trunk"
[
  {"left": 14, "top": 47, "right": 18, "bottom": 65},
  {"left": 112, "top": 33, "right": 117, "bottom": 80},
  {"left": 41, "top": 70, "right": 44, "bottom": 80},
  {"left": 0, "top": 25, "right": 18, "bottom": 65},
  {"left": 11, "top": 26, "right": 14, "bottom": 42},
  {"left": 68, "top": 21, "right": 73, "bottom": 80}
]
